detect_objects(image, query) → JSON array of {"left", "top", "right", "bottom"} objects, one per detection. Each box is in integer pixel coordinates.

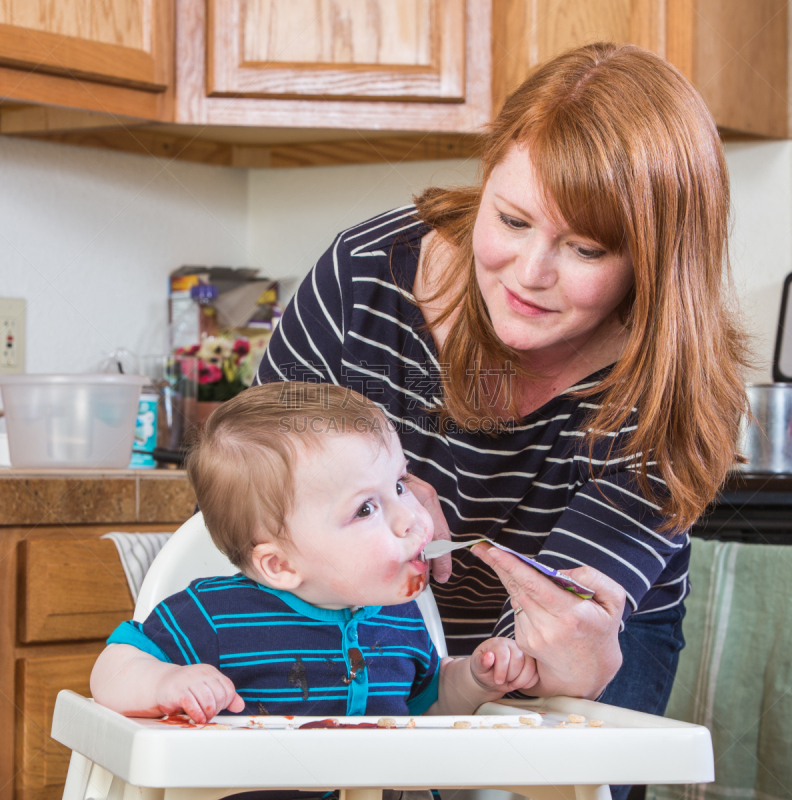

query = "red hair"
[{"left": 415, "top": 42, "right": 751, "bottom": 534}]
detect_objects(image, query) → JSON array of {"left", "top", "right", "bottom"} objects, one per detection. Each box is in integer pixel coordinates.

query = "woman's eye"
[
  {"left": 396, "top": 480, "right": 406, "bottom": 496},
  {"left": 573, "top": 244, "right": 607, "bottom": 260},
  {"left": 355, "top": 502, "right": 374, "bottom": 518},
  {"left": 498, "top": 212, "right": 528, "bottom": 230}
]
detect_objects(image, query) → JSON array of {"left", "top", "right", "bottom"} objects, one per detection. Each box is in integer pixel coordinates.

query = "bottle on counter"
[{"left": 191, "top": 284, "right": 220, "bottom": 340}]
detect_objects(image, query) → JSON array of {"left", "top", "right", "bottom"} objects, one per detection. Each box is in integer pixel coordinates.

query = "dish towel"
[
  {"left": 101, "top": 531, "right": 174, "bottom": 601},
  {"left": 647, "top": 540, "right": 792, "bottom": 800}
]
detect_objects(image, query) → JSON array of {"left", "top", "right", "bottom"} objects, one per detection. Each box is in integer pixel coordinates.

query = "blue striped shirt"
[
  {"left": 255, "top": 206, "right": 691, "bottom": 657},
  {"left": 109, "top": 574, "right": 440, "bottom": 716}
]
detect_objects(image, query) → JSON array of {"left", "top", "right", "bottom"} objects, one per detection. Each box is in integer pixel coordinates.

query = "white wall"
[
  {"left": 0, "top": 136, "right": 249, "bottom": 375},
  {"left": 724, "top": 140, "right": 792, "bottom": 381},
  {"left": 248, "top": 143, "right": 792, "bottom": 383},
  {"left": 0, "top": 136, "right": 788, "bottom": 382},
  {"left": 246, "top": 158, "right": 481, "bottom": 300}
]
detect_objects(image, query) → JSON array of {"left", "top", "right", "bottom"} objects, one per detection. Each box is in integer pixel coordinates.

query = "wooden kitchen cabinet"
[
  {"left": 0, "top": 470, "right": 195, "bottom": 800},
  {"left": 491, "top": 0, "right": 789, "bottom": 139},
  {"left": 0, "top": 0, "right": 174, "bottom": 120},
  {"left": 177, "top": 0, "right": 492, "bottom": 133},
  {"left": 0, "top": 0, "right": 788, "bottom": 166}
]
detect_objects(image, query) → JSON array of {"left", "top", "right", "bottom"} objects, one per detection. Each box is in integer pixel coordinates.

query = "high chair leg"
[
  {"left": 106, "top": 776, "right": 163, "bottom": 800},
  {"left": 340, "top": 789, "right": 383, "bottom": 800},
  {"left": 574, "top": 786, "right": 611, "bottom": 800},
  {"left": 62, "top": 752, "right": 92, "bottom": 800}
]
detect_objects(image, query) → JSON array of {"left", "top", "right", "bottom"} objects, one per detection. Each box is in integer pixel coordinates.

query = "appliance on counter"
[{"left": 698, "top": 273, "right": 792, "bottom": 543}]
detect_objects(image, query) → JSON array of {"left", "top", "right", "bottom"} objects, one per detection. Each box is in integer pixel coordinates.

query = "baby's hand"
[
  {"left": 155, "top": 663, "right": 245, "bottom": 723},
  {"left": 470, "top": 637, "right": 538, "bottom": 695}
]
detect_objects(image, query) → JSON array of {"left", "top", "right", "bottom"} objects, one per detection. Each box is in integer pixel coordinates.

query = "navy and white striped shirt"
[
  {"left": 256, "top": 206, "right": 690, "bottom": 657},
  {"left": 109, "top": 574, "right": 440, "bottom": 716}
]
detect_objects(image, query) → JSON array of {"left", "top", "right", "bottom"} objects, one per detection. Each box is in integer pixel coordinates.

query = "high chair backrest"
[{"left": 135, "top": 512, "right": 448, "bottom": 657}]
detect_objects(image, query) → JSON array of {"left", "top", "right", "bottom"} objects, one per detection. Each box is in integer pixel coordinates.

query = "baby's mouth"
[{"left": 407, "top": 540, "right": 430, "bottom": 573}]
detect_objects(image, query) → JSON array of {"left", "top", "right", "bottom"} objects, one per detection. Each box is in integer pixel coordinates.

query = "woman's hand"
[
  {"left": 406, "top": 473, "right": 453, "bottom": 583},
  {"left": 472, "top": 544, "right": 626, "bottom": 699}
]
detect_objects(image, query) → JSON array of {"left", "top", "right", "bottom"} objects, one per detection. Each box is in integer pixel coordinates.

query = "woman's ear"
[{"left": 249, "top": 541, "right": 302, "bottom": 591}]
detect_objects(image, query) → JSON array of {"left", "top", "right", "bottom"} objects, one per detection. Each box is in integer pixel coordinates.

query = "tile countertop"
[{"left": 0, "top": 468, "right": 196, "bottom": 526}]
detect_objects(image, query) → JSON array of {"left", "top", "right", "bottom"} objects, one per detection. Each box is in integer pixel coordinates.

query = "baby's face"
[{"left": 284, "top": 429, "right": 434, "bottom": 609}]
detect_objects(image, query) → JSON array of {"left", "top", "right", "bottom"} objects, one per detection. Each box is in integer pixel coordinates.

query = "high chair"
[{"left": 52, "top": 514, "right": 715, "bottom": 800}]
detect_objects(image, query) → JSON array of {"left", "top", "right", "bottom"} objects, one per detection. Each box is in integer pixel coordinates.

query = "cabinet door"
[
  {"left": 19, "top": 538, "right": 134, "bottom": 644},
  {"left": 178, "top": 0, "right": 491, "bottom": 131},
  {"left": 492, "top": 0, "right": 788, "bottom": 138},
  {"left": 0, "top": 0, "right": 173, "bottom": 119},
  {"left": 676, "top": 0, "right": 788, "bottom": 138},
  {"left": 492, "top": 0, "right": 663, "bottom": 113},
  {"left": 16, "top": 652, "right": 102, "bottom": 800},
  {"left": 208, "top": 0, "right": 464, "bottom": 101}
]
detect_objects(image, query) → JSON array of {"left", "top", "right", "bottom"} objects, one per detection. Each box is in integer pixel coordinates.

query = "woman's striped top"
[{"left": 256, "top": 206, "right": 691, "bottom": 657}]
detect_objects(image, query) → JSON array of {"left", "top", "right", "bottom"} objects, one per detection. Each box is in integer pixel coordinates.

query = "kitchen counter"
[
  {"left": 693, "top": 471, "right": 792, "bottom": 542},
  {"left": 0, "top": 468, "right": 196, "bottom": 526},
  {"left": 0, "top": 468, "right": 195, "bottom": 800}
]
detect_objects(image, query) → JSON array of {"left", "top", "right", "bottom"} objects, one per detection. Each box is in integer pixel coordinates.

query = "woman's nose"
[{"left": 515, "top": 240, "right": 557, "bottom": 289}]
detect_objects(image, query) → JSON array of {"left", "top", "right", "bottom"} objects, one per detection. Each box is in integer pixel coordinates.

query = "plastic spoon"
[{"left": 422, "top": 538, "right": 595, "bottom": 599}]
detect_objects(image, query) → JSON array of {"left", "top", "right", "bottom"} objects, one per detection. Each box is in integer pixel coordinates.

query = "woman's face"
[{"left": 473, "top": 145, "right": 635, "bottom": 372}]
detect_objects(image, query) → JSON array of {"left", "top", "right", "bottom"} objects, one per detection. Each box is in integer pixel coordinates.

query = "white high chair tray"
[{"left": 52, "top": 691, "right": 713, "bottom": 791}]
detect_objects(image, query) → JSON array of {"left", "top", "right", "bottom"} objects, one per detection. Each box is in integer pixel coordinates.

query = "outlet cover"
[{"left": 0, "top": 298, "right": 26, "bottom": 374}]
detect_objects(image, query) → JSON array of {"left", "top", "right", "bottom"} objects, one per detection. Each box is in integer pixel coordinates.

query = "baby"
[{"left": 90, "top": 382, "right": 537, "bottom": 724}]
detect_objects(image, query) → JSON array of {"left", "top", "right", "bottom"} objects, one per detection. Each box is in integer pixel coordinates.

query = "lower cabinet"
[{"left": 15, "top": 653, "right": 103, "bottom": 800}]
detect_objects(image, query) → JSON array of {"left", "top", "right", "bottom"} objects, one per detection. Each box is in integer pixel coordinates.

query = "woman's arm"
[
  {"left": 473, "top": 545, "right": 626, "bottom": 699},
  {"left": 91, "top": 644, "right": 244, "bottom": 723}
]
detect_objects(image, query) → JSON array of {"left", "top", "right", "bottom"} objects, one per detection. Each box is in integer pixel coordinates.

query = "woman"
[{"left": 256, "top": 41, "right": 749, "bottom": 754}]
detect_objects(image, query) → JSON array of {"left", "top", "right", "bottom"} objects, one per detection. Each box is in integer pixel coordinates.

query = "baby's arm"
[
  {"left": 90, "top": 643, "right": 244, "bottom": 723},
  {"left": 427, "top": 637, "right": 538, "bottom": 716}
]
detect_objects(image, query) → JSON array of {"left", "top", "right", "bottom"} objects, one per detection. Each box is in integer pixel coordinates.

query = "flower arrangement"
[{"left": 176, "top": 336, "right": 263, "bottom": 402}]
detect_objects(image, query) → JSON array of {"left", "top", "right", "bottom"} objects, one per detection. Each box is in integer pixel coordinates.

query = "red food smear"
[
  {"left": 299, "top": 719, "right": 378, "bottom": 729},
  {"left": 157, "top": 715, "right": 196, "bottom": 727},
  {"left": 155, "top": 715, "right": 232, "bottom": 728},
  {"left": 401, "top": 573, "right": 426, "bottom": 597}
]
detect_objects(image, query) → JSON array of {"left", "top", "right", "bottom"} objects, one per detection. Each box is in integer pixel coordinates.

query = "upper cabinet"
[
  {"left": 0, "top": 0, "right": 173, "bottom": 119},
  {"left": 0, "top": 0, "right": 788, "bottom": 167},
  {"left": 490, "top": 0, "right": 788, "bottom": 139},
  {"left": 208, "top": 0, "right": 465, "bottom": 102},
  {"left": 176, "top": 0, "right": 492, "bottom": 132}
]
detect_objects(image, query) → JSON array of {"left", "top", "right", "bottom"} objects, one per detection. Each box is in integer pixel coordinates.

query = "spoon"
[
  {"left": 422, "top": 538, "right": 595, "bottom": 599},
  {"left": 422, "top": 538, "right": 489, "bottom": 559}
]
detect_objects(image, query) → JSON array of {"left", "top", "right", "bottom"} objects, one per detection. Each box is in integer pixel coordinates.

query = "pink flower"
[
  {"left": 233, "top": 339, "right": 250, "bottom": 357},
  {"left": 198, "top": 363, "right": 223, "bottom": 384},
  {"left": 176, "top": 344, "right": 200, "bottom": 356}
]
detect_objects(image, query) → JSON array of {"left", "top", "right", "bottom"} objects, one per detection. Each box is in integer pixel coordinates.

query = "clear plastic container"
[{"left": 0, "top": 374, "right": 147, "bottom": 469}]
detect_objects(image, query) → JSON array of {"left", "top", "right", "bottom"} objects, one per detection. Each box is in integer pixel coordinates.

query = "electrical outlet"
[{"left": 0, "top": 298, "right": 26, "bottom": 374}]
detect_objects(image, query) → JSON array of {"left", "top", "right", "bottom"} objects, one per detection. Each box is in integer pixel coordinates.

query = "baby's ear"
[{"left": 249, "top": 541, "right": 302, "bottom": 590}]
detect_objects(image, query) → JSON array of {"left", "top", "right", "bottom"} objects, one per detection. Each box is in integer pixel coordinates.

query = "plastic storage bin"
[{"left": 0, "top": 374, "right": 147, "bottom": 469}]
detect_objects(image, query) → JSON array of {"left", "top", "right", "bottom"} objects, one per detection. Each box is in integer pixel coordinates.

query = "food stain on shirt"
[
  {"left": 342, "top": 647, "right": 367, "bottom": 685},
  {"left": 288, "top": 656, "right": 310, "bottom": 700}
]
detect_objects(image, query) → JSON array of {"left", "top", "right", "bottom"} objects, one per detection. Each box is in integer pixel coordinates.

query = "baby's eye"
[
  {"left": 355, "top": 502, "right": 374, "bottom": 518},
  {"left": 396, "top": 480, "right": 406, "bottom": 496}
]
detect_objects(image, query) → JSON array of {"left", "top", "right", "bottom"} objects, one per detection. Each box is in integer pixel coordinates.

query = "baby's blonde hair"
[{"left": 185, "top": 382, "right": 392, "bottom": 572}]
